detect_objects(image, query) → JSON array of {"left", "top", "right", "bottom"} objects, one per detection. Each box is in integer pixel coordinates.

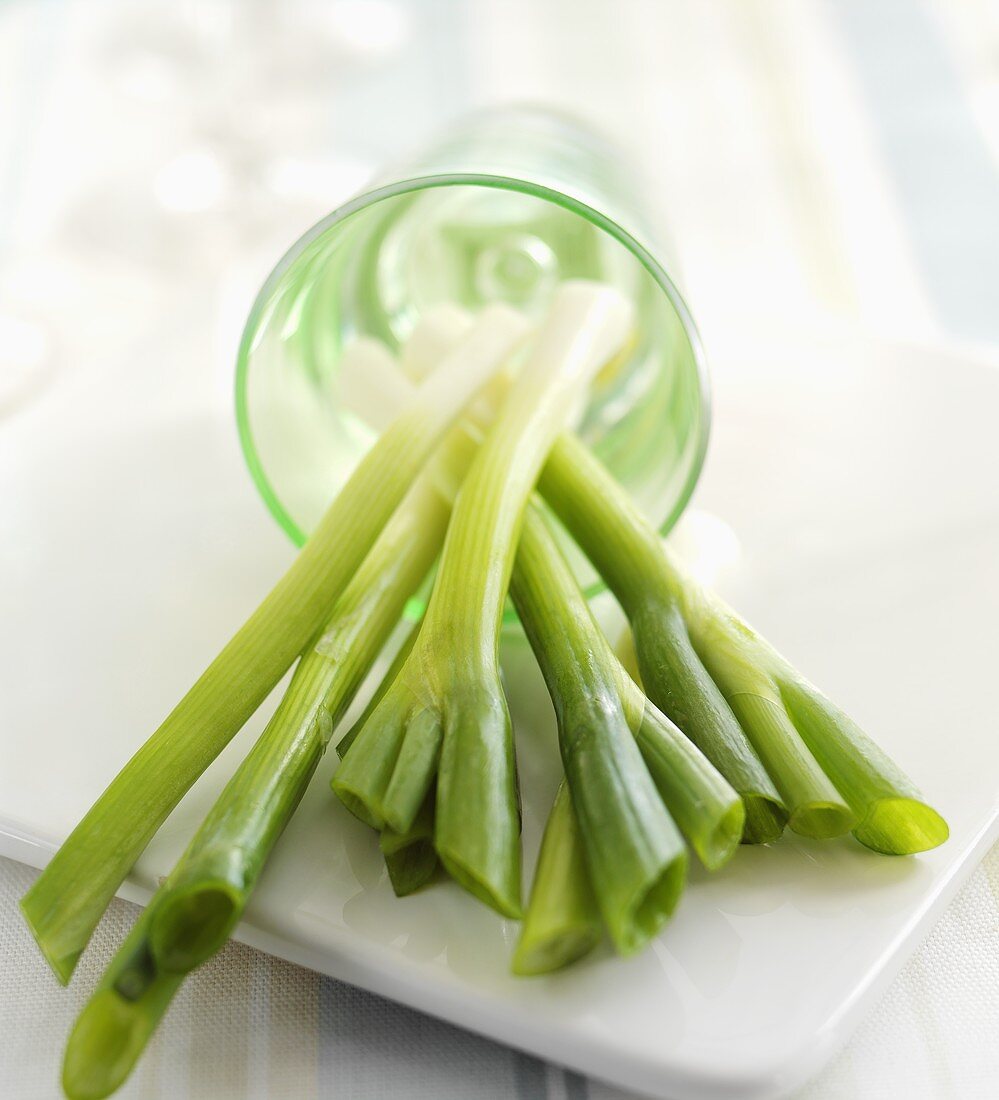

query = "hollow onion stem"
[
  {"left": 616, "top": 676, "right": 745, "bottom": 871},
  {"left": 61, "top": 907, "right": 181, "bottom": 1100},
  {"left": 380, "top": 795, "right": 439, "bottom": 897},
  {"left": 510, "top": 505, "right": 744, "bottom": 870},
  {"left": 510, "top": 505, "right": 687, "bottom": 954},
  {"left": 512, "top": 782, "right": 602, "bottom": 975}
]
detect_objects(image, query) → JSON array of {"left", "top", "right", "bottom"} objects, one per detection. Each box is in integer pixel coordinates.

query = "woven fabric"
[{"left": 5, "top": 848, "right": 999, "bottom": 1100}]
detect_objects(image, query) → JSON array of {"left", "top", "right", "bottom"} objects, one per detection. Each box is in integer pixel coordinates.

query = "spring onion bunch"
[
  {"left": 539, "top": 434, "right": 948, "bottom": 854},
  {"left": 22, "top": 306, "right": 529, "bottom": 985},
  {"left": 335, "top": 311, "right": 743, "bottom": 964},
  {"left": 333, "top": 282, "right": 633, "bottom": 918},
  {"left": 371, "top": 307, "right": 745, "bottom": 872},
  {"left": 24, "top": 280, "right": 949, "bottom": 1100},
  {"left": 399, "top": 305, "right": 944, "bottom": 855}
]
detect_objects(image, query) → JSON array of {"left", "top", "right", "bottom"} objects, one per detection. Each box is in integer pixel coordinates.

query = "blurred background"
[
  {"left": 3, "top": 1, "right": 999, "bottom": 1098},
  {"left": 4, "top": 0, "right": 999, "bottom": 425}
]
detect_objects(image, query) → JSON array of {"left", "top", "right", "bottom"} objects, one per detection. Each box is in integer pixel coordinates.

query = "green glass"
[{"left": 235, "top": 107, "right": 710, "bottom": 603}]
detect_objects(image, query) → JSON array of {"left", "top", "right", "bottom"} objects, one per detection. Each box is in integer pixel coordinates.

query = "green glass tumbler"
[{"left": 235, "top": 106, "right": 709, "bottom": 598}]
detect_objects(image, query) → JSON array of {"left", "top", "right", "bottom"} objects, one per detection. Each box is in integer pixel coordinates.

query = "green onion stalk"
[
  {"left": 612, "top": 636, "right": 746, "bottom": 871},
  {"left": 509, "top": 505, "right": 686, "bottom": 955},
  {"left": 380, "top": 794, "right": 439, "bottom": 897},
  {"left": 60, "top": 479, "right": 449, "bottom": 1100},
  {"left": 541, "top": 435, "right": 947, "bottom": 853},
  {"left": 333, "top": 282, "right": 634, "bottom": 919},
  {"left": 512, "top": 782, "right": 602, "bottom": 976},
  {"left": 62, "top": 906, "right": 180, "bottom": 1100},
  {"left": 333, "top": 626, "right": 440, "bottom": 896},
  {"left": 330, "top": 318, "right": 538, "bottom": 898},
  {"left": 22, "top": 305, "right": 529, "bottom": 984}
]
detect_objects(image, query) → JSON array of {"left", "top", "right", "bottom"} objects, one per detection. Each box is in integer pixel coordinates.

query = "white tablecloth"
[{"left": 3, "top": 1, "right": 999, "bottom": 1097}]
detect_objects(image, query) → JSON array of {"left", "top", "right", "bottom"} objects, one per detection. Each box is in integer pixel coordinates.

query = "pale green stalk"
[
  {"left": 380, "top": 795, "right": 439, "bottom": 897},
  {"left": 334, "top": 283, "right": 632, "bottom": 918},
  {"left": 336, "top": 626, "right": 418, "bottom": 755},
  {"left": 614, "top": 668, "right": 745, "bottom": 871},
  {"left": 60, "top": 481, "right": 448, "bottom": 1100},
  {"left": 332, "top": 630, "right": 437, "bottom": 895},
  {"left": 23, "top": 305, "right": 528, "bottom": 984},
  {"left": 512, "top": 783, "right": 602, "bottom": 975},
  {"left": 510, "top": 506, "right": 686, "bottom": 954}
]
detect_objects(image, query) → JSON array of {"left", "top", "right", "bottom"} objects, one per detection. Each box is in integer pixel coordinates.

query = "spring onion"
[
  {"left": 512, "top": 783, "right": 602, "bottom": 976},
  {"left": 334, "top": 282, "right": 634, "bottom": 918},
  {"left": 510, "top": 505, "right": 686, "bottom": 953},
  {"left": 614, "top": 653, "right": 745, "bottom": 872},
  {"left": 380, "top": 795, "right": 439, "bottom": 897},
  {"left": 62, "top": 906, "right": 181, "bottom": 1100}
]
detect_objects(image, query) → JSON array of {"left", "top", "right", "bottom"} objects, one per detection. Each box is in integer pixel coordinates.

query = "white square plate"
[{"left": 2, "top": 331, "right": 997, "bottom": 1099}]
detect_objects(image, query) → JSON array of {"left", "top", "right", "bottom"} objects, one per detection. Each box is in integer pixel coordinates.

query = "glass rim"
[{"left": 235, "top": 171, "right": 712, "bottom": 593}]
